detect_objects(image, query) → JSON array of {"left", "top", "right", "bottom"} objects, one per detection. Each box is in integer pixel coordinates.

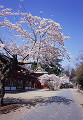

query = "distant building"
[{"left": 32, "top": 66, "right": 48, "bottom": 88}]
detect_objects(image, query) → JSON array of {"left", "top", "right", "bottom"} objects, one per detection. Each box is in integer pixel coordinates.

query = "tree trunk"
[{"left": 0, "top": 97, "right": 3, "bottom": 106}]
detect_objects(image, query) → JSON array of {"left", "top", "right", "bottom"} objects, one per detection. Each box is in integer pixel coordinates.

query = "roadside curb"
[{"left": 78, "top": 89, "right": 83, "bottom": 95}]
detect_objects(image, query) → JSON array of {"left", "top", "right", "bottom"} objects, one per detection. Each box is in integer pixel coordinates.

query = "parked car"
[{"left": 60, "top": 82, "right": 73, "bottom": 89}]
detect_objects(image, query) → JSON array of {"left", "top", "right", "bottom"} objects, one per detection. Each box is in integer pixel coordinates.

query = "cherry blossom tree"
[
  {"left": 60, "top": 75, "right": 69, "bottom": 84},
  {"left": 0, "top": 5, "right": 70, "bottom": 64},
  {"left": 38, "top": 74, "right": 61, "bottom": 90},
  {"left": 38, "top": 74, "right": 49, "bottom": 86},
  {"left": 38, "top": 74, "right": 71, "bottom": 90},
  {"left": 48, "top": 74, "right": 61, "bottom": 90}
]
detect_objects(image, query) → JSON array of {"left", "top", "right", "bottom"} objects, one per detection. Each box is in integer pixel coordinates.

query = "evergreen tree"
[
  {"left": 31, "top": 62, "right": 37, "bottom": 70},
  {"left": 41, "top": 59, "right": 63, "bottom": 75}
]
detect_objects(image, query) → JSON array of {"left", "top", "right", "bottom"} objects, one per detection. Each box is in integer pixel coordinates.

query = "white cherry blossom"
[{"left": 0, "top": 5, "right": 70, "bottom": 64}]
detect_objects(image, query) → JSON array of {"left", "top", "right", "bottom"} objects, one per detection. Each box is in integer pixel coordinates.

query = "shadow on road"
[
  {"left": 3, "top": 96, "right": 48, "bottom": 108},
  {"left": 1, "top": 95, "right": 74, "bottom": 114},
  {"left": 44, "top": 96, "right": 74, "bottom": 105},
  {"left": 3, "top": 95, "right": 74, "bottom": 108},
  {"left": 0, "top": 97, "right": 49, "bottom": 114}
]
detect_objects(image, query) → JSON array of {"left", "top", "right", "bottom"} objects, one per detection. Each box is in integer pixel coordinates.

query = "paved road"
[{"left": 19, "top": 89, "right": 83, "bottom": 120}]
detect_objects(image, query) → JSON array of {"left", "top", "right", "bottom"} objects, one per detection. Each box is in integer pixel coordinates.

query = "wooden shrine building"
[
  {"left": 32, "top": 66, "right": 48, "bottom": 88},
  {"left": 0, "top": 53, "right": 41, "bottom": 91}
]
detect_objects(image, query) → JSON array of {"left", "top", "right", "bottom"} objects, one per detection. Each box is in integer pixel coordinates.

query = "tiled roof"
[{"left": 34, "top": 66, "right": 48, "bottom": 74}]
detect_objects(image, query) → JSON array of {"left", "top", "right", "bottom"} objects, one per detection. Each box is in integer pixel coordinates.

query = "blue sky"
[{"left": 0, "top": 0, "right": 83, "bottom": 68}]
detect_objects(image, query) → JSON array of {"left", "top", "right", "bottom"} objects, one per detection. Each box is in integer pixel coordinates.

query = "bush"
[{"left": 77, "top": 74, "right": 83, "bottom": 88}]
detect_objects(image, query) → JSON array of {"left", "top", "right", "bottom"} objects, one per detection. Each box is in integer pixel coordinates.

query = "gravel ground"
[
  {"left": 0, "top": 89, "right": 83, "bottom": 120},
  {"left": 71, "top": 89, "right": 83, "bottom": 109}
]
